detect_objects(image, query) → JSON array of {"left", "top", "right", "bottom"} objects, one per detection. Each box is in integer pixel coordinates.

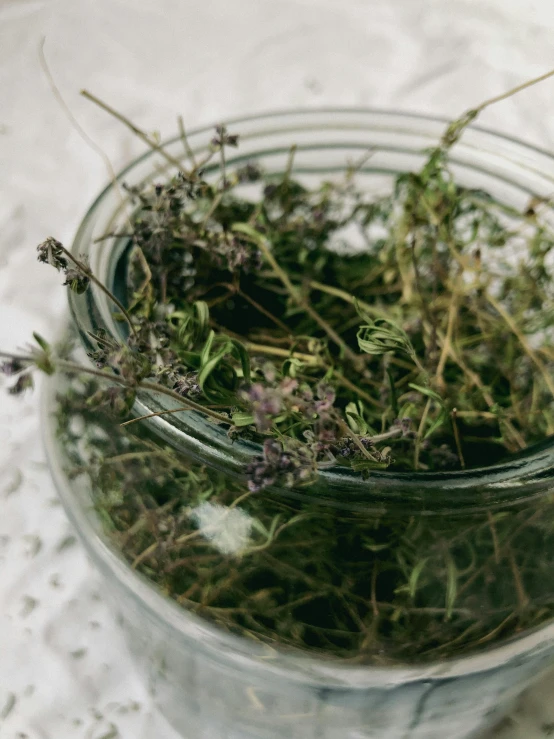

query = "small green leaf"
[
  {"left": 194, "top": 300, "right": 210, "bottom": 333},
  {"left": 198, "top": 344, "right": 235, "bottom": 400},
  {"left": 229, "top": 338, "right": 251, "bottom": 385},
  {"left": 363, "top": 541, "right": 390, "bottom": 552},
  {"left": 177, "top": 350, "right": 201, "bottom": 368},
  {"left": 33, "top": 332, "right": 50, "bottom": 351},
  {"left": 387, "top": 368, "right": 399, "bottom": 417},
  {"left": 408, "top": 383, "right": 444, "bottom": 405},
  {"left": 200, "top": 330, "right": 216, "bottom": 366},
  {"left": 282, "top": 357, "right": 305, "bottom": 377},
  {"left": 424, "top": 409, "right": 450, "bottom": 439},
  {"left": 408, "top": 558, "right": 428, "bottom": 600},
  {"left": 350, "top": 459, "right": 390, "bottom": 472},
  {"left": 445, "top": 554, "right": 458, "bottom": 621},
  {"left": 345, "top": 401, "right": 368, "bottom": 434},
  {"left": 357, "top": 318, "right": 416, "bottom": 360},
  {"left": 231, "top": 411, "right": 254, "bottom": 427},
  {"left": 231, "top": 222, "right": 266, "bottom": 247}
]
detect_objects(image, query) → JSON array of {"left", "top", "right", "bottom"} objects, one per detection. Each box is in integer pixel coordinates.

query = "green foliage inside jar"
[{"left": 4, "top": 70, "right": 554, "bottom": 664}]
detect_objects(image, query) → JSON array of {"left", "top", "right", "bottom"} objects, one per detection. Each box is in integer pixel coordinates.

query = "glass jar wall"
[{"left": 44, "top": 111, "right": 554, "bottom": 739}]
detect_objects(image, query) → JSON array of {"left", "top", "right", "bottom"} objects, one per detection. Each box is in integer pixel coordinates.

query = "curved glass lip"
[
  {"left": 81, "top": 106, "right": 554, "bottom": 228},
  {"left": 68, "top": 108, "right": 554, "bottom": 505}
]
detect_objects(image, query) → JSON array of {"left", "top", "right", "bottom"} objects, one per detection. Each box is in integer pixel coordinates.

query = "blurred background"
[{"left": 2, "top": 1, "right": 554, "bottom": 736}]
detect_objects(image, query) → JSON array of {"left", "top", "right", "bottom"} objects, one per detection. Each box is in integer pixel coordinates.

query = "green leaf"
[
  {"left": 408, "top": 383, "right": 445, "bottom": 405},
  {"left": 200, "top": 330, "right": 216, "bottom": 367},
  {"left": 177, "top": 350, "right": 201, "bottom": 369},
  {"left": 174, "top": 302, "right": 210, "bottom": 349},
  {"left": 33, "top": 332, "right": 50, "bottom": 351},
  {"left": 398, "top": 401, "right": 417, "bottom": 421},
  {"left": 424, "top": 409, "right": 449, "bottom": 440},
  {"left": 350, "top": 459, "right": 390, "bottom": 472},
  {"left": 357, "top": 317, "right": 416, "bottom": 359},
  {"left": 229, "top": 338, "right": 251, "bottom": 385},
  {"left": 363, "top": 541, "right": 390, "bottom": 552},
  {"left": 282, "top": 357, "right": 305, "bottom": 378},
  {"left": 198, "top": 343, "right": 234, "bottom": 397},
  {"left": 231, "top": 222, "right": 266, "bottom": 247},
  {"left": 194, "top": 300, "right": 210, "bottom": 336},
  {"left": 445, "top": 554, "right": 458, "bottom": 621},
  {"left": 408, "top": 558, "right": 428, "bottom": 600},
  {"left": 387, "top": 368, "right": 399, "bottom": 417},
  {"left": 345, "top": 402, "right": 368, "bottom": 435},
  {"left": 231, "top": 411, "right": 254, "bottom": 427},
  {"left": 197, "top": 332, "right": 250, "bottom": 402}
]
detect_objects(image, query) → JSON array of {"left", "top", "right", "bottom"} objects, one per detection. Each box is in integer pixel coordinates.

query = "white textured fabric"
[{"left": 2, "top": 1, "right": 554, "bottom": 736}]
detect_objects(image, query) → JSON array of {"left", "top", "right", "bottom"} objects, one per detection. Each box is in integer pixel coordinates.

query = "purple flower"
[
  {"left": 391, "top": 417, "right": 415, "bottom": 439},
  {"left": 243, "top": 383, "right": 283, "bottom": 432},
  {"left": 314, "top": 382, "right": 336, "bottom": 412},
  {"left": 246, "top": 438, "right": 316, "bottom": 493},
  {"left": 279, "top": 377, "right": 298, "bottom": 396}
]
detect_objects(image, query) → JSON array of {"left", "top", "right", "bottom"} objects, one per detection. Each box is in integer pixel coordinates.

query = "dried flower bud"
[
  {"left": 212, "top": 235, "right": 261, "bottom": 273},
  {"left": 244, "top": 383, "right": 283, "bottom": 432},
  {"left": 246, "top": 438, "right": 316, "bottom": 493},
  {"left": 87, "top": 386, "right": 136, "bottom": 418},
  {"left": 392, "top": 417, "right": 415, "bottom": 438},
  {"left": 8, "top": 373, "right": 34, "bottom": 395},
  {"left": 172, "top": 371, "right": 201, "bottom": 397},
  {"left": 37, "top": 237, "right": 68, "bottom": 271},
  {"left": 236, "top": 162, "right": 262, "bottom": 183},
  {"left": 63, "top": 268, "right": 90, "bottom": 294},
  {"left": 1, "top": 359, "right": 25, "bottom": 376},
  {"left": 430, "top": 443, "right": 459, "bottom": 470},
  {"left": 314, "top": 382, "right": 336, "bottom": 412},
  {"left": 212, "top": 125, "right": 239, "bottom": 148}
]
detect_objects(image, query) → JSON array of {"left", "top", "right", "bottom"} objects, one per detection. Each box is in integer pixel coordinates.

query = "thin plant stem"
[
  {"left": 435, "top": 282, "right": 459, "bottom": 392},
  {"left": 40, "top": 356, "right": 231, "bottom": 423},
  {"left": 177, "top": 115, "right": 197, "bottom": 168},
  {"left": 39, "top": 40, "right": 133, "bottom": 233},
  {"left": 59, "top": 245, "right": 137, "bottom": 336},
  {"left": 451, "top": 408, "right": 465, "bottom": 468},
  {"left": 474, "top": 68, "right": 554, "bottom": 115},
  {"left": 81, "top": 89, "right": 191, "bottom": 175},
  {"left": 414, "top": 397, "right": 432, "bottom": 470},
  {"left": 486, "top": 292, "right": 554, "bottom": 400}
]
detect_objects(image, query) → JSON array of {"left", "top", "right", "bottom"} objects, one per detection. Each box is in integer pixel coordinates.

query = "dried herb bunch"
[{"left": 4, "top": 71, "right": 554, "bottom": 663}]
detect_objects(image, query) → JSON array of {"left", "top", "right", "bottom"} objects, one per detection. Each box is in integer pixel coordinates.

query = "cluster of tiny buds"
[{"left": 36, "top": 237, "right": 90, "bottom": 294}]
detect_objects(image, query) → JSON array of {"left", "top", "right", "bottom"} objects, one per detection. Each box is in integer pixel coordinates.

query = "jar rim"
[{"left": 67, "top": 108, "right": 554, "bottom": 511}]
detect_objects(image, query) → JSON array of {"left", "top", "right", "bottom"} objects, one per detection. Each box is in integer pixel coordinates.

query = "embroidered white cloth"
[{"left": 2, "top": 1, "right": 554, "bottom": 736}]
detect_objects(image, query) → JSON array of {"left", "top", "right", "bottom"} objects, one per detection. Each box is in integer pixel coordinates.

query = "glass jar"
[{"left": 42, "top": 111, "right": 554, "bottom": 739}]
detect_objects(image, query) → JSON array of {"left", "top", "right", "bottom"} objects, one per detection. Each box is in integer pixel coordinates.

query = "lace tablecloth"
[{"left": 2, "top": 1, "right": 554, "bottom": 736}]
